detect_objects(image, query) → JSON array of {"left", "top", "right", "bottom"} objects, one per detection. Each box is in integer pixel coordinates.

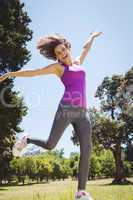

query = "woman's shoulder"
[{"left": 53, "top": 62, "right": 65, "bottom": 78}]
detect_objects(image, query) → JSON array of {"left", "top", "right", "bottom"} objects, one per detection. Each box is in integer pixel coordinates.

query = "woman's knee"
[{"left": 45, "top": 141, "right": 56, "bottom": 150}]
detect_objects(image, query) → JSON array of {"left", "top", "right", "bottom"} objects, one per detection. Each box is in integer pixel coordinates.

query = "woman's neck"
[{"left": 61, "top": 60, "right": 74, "bottom": 66}]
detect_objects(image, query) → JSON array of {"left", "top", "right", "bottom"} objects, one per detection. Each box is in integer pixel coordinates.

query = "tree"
[
  {"left": 125, "top": 140, "right": 133, "bottom": 162},
  {"left": 24, "top": 156, "right": 37, "bottom": 183},
  {"left": 36, "top": 157, "right": 52, "bottom": 182},
  {"left": 10, "top": 157, "right": 27, "bottom": 185},
  {"left": 69, "top": 152, "right": 79, "bottom": 180},
  {"left": 89, "top": 153, "right": 101, "bottom": 180},
  {"left": 0, "top": 91, "right": 27, "bottom": 184},
  {"left": 0, "top": 0, "right": 32, "bottom": 72},
  {"left": 0, "top": 0, "right": 32, "bottom": 184},
  {"left": 61, "top": 158, "right": 71, "bottom": 180},
  {"left": 99, "top": 149, "right": 115, "bottom": 178},
  {"left": 89, "top": 148, "right": 115, "bottom": 179},
  {"left": 94, "top": 67, "right": 133, "bottom": 184}
]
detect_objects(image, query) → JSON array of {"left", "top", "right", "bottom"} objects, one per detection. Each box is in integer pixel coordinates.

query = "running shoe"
[
  {"left": 12, "top": 134, "right": 29, "bottom": 157},
  {"left": 75, "top": 191, "right": 94, "bottom": 200}
]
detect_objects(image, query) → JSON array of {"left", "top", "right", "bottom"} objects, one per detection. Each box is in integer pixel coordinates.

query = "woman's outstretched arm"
[
  {"left": 0, "top": 63, "right": 60, "bottom": 82},
  {"left": 74, "top": 31, "right": 103, "bottom": 65}
]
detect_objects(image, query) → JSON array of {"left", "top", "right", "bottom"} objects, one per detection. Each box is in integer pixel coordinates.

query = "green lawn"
[{"left": 0, "top": 178, "right": 133, "bottom": 200}]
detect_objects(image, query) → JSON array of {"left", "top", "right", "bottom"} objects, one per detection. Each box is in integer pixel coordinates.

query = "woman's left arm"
[{"left": 74, "top": 31, "right": 103, "bottom": 65}]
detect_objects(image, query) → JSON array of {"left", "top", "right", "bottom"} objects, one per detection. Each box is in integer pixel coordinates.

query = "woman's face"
[{"left": 54, "top": 44, "right": 72, "bottom": 64}]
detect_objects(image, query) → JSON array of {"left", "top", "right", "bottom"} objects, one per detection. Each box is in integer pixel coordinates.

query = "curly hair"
[{"left": 37, "top": 33, "right": 71, "bottom": 61}]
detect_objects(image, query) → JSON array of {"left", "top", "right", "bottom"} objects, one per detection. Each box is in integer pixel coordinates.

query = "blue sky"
[{"left": 14, "top": 0, "right": 133, "bottom": 157}]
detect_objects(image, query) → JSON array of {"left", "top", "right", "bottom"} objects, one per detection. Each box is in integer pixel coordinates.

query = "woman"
[{"left": 0, "top": 31, "right": 102, "bottom": 200}]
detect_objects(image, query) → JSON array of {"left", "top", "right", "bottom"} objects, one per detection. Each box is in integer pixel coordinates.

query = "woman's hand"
[
  {"left": 90, "top": 31, "right": 103, "bottom": 39},
  {"left": 0, "top": 73, "right": 10, "bottom": 82}
]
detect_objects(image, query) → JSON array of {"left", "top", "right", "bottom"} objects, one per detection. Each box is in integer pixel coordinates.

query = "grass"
[{"left": 0, "top": 178, "right": 133, "bottom": 200}]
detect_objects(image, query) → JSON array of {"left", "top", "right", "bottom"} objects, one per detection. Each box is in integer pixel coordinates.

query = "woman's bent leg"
[{"left": 27, "top": 104, "right": 70, "bottom": 150}]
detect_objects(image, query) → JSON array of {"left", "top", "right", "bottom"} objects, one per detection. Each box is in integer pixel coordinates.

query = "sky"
[{"left": 14, "top": 0, "right": 133, "bottom": 157}]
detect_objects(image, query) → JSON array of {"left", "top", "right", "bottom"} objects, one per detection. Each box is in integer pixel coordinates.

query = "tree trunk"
[{"left": 112, "top": 145, "right": 128, "bottom": 184}]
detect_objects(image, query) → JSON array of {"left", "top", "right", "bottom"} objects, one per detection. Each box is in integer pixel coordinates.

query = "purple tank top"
[{"left": 60, "top": 63, "right": 87, "bottom": 108}]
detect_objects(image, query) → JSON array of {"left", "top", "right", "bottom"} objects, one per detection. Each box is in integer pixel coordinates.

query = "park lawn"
[{"left": 0, "top": 178, "right": 133, "bottom": 200}]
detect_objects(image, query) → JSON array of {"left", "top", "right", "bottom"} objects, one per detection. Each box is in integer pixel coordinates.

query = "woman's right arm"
[{"left": 0, "top": 63, "right": 61, "bottom": 82}]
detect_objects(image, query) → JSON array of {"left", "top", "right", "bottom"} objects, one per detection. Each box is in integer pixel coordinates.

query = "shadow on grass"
[
  {"left": 0, "top": 181, "right": 49, "bottom": 187},
  {"left": 107, "top": 181, "right": 133, "bottom": 186},
  {"left": 17, "top": 181, "right": 49, "bottom": 187},
  {"left": 88, "top": 179, "right": 133, "bottom": 186},
  {"left": 88, "top": 180, "right": 133, "bottom": 186},
  {"left": 0, "top": 187, "right": 8, "bottom": 191}
]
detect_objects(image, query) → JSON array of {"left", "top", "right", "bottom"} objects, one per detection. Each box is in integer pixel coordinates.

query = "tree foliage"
[
  {"left": 93, "top": 67, "right": 133, "bottom": 184},
  {"left": 0, "top": 0, "right": 32, "bottom": 183}
]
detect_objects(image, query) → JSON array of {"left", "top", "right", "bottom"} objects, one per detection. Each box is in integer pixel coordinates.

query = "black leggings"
[{"left": 27, "top": 103, "right": 92, "bottom": 190}]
